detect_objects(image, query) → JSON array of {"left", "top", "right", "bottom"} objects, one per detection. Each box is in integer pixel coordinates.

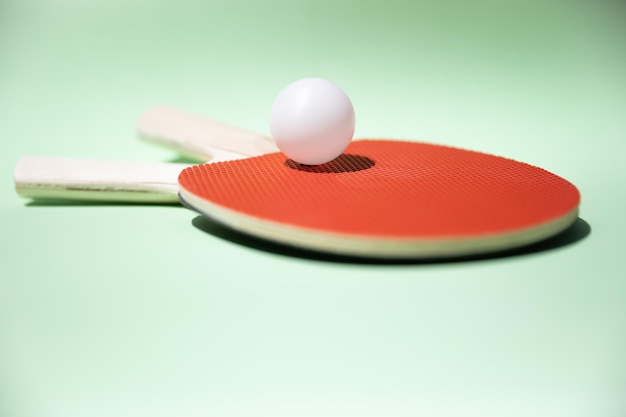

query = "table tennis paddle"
[{"left": 14, "top": 107, "right": 580, "bottom": 258}]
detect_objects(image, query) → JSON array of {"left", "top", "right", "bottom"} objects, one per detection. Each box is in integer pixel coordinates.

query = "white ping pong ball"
[{"left": 270, "top": 78, "right": 355, "bottom": 165}]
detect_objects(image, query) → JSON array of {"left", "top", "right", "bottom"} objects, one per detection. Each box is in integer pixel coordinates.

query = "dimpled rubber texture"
[{"left": 178, "top": 140, "right": 580, "bottom": 257}]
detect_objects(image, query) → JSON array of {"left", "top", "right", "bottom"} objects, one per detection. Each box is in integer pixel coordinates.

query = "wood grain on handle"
[
  {"left": 137, "top": 106, "right": 279, "bottom": 162},
  {"left": 14, "top": 156, "right": 190, "bottom": 203}
]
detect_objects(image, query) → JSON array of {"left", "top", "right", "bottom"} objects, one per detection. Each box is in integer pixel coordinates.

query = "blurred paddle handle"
[
  {"left": 137, "top": 106, "right": 279, "bottom": 162},
  {"left": 14, "top": 156, "right": 189, "bottom": 203}
]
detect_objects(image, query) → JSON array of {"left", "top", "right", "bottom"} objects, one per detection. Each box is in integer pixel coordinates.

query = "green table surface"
[{"left": 1, "top": 1, "right": 625, "bottom": 416}]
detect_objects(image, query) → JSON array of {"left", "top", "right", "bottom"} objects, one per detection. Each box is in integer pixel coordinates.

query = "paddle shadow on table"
[{"left": 191, "top": 215, "right": 591, "bottom": 266}]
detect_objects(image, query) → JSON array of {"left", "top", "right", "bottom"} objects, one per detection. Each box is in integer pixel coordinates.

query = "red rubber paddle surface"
[{"left": 178, "top": 140, "right": 580, "bottom": 255}]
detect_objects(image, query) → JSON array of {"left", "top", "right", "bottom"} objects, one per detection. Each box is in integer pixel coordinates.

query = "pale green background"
[{"left": 1, "top": 0, "right": 625, "bottom": 416}]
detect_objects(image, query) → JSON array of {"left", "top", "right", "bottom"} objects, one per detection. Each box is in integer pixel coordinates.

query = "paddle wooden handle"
[
  {"left": 14, "top": 107, "right": 279, "bottom": 202},
  {"left": 136, "top": 106, "right": 279, "bottom": 162},
  {"left": 14, "top": 156, "right": 190, "bottom": 203}
]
